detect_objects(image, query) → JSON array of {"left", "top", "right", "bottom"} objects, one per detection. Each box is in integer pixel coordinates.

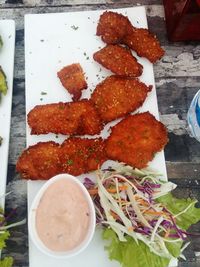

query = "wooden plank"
[
  {"left": 179, "top": 263, "right": 200, "bottom": 267},
  {"left": 168, "top": 164, "right": 200, "bottom": 179},
  {"left": 156, "top": 77, "right": 200, "bottom": 116},
  {"left": 1, "top": 1, "right": 200, "bottom": 266},
  {"left": 0, "top": 4, "right": 165, "bottom": 28},
  {"left": 165, "top": 132, "right": 200, "bottom": 164},
  {"left": 2, "top": 0, "right": 163, "bottom": 8}
]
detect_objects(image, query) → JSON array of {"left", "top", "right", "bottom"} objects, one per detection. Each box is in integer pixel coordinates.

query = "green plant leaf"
[
  {"left": 0, "top": 257, "right": 13, "bottom": 267},
  {"left": 103, "top": 228, "right": 170, "bottom": 267},
  {"left": 157, "top": 193, "right": 200, "bottom": 230},
  {"left": 0, "top": 231, "right": 9, "bottom": 250}
]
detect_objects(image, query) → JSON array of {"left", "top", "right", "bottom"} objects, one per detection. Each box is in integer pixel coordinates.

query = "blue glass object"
[{"left": 187, "top": 90, "right": 200, "bottom": 142}]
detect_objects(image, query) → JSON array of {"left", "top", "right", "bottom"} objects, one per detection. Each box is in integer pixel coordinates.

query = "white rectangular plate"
[
  {"left": 25, "top": 6, "right": 176, "bottom": 267},
  {"left": 0, "top": 20, "right": 15, "bottom": 208}
]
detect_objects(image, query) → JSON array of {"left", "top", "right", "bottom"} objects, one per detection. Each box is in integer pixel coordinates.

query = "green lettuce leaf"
[
  {"left": 165, "top": 241, "right": 183, "bottom": 258},
  {"left": 157, "top": 193, "right": 200, "bottom": 230},
  {"left": 103, "top": 228, "right": 170, "bottom": 267},
  {"left": 0, "top": 257, "right": 13, "bottom": 267},
  {"left": 157, "top": 193, "right": 200, "bottom": 258},
  {"left": 102, "top": 193, "right": 200, "bottom": 267},
  {"left": 0, "top": 231, "right": 10, "bottom": 250}
]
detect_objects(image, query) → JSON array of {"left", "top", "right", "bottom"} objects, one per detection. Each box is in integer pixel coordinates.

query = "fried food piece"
[
  {"left": 123, "top": 28, "right": 164, "bottom": 63},
  {"left": 57, "top": 63, "right": 87, "bottom": 101},
  {"left": 105, "top": 112, "right": 168, "bottom": 169},
  {"left": 91, "top": 75, "right": 152, "bottom": 122},
  {"left": 59, "top": 137, "right": 107, "bottom": 176},
  {"left": 16, "top": 138, "right": 107, "bottom": 180},
  {"left": 16, "top": 141, "right": 61, "bottom": 180},
  {"left": 96, "top": 11, "right": 132, "bottom": 44},
  {"left": 93, "top": 45, "right": 143, "bottom": 77},
  {"left": 27, "top": 100, "right": 103, "bottom": 135},
  {"left": 96, "top": 11, "right": 164, "bottom": 63}
]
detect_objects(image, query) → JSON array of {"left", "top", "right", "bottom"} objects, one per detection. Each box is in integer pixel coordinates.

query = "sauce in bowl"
[
  {"left": 29, "top": 174, "right": 95, "bottom": 258},
  {"left": 36, "top": 178, "right": 90, "bottom": 251}
]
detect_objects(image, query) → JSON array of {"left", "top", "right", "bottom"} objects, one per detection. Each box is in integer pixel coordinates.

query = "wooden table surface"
[{"left": 1, "top": 0, "right": 200, "bottom": 266}]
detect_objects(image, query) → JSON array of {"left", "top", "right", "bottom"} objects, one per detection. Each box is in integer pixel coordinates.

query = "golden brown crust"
[
  {"left": 96, "top": 11, "right": 132, "bottom": 44},
  {"left": 105, "top": 112, "right": 168, "bottom": 169},
  {"left": 57, "top": 63, "right": 87, "bottom": 101},
  {"left": 16, "top": 138, "right": 107, "bottom": 180},
  {"left": 123, "top": 28, "right": 165, "bottom": 63},
  {"left": 96, "top": 11, "right": 164, "bottom": 63},
  {"left": 59, "top": 137, "right": 107, "bottom": 176},
  {"left": 27, "top": 100, "right": 103, "bottom": 135},
  {"left": 93, "top": 45, "right": 143, "bottom": 77},
  {"left": 16, "top": 141, "right": 61, "bottom": 180},
  {"left": 91, "top": 75, "right": 152, "bottom": 122}
]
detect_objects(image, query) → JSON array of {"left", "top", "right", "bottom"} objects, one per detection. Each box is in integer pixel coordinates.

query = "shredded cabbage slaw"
[{"left": 84, "top": 164, "right": 194, "bottom": 261}]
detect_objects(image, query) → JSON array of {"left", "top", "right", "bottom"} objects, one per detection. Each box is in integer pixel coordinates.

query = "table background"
[{"left": 0, "top": 0, "right": 200, "bottom": 266}]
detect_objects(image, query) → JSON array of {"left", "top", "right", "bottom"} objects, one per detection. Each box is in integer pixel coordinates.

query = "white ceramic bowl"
[{"left": 28, "top": 174, "right": 96, "bottom": 259}]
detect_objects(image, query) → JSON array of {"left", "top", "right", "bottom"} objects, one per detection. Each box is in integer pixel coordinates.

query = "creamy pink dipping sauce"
[{"left": 36, "top": 178, "right": 90, "bottom": 252}]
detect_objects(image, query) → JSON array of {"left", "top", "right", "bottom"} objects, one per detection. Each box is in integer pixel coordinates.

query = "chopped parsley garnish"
[
  {"left": 59, "top": 105, "right": 65, "bottom": 110},
  {"left": 88, "top": 147, "right": 95, "bottom": 153},
  {"left": 71, "top": 25, "right": 79, "bottom": 30},
  {"left": 67, "top": 159, "right": 73, "bottom": 165},
  {"left": 77, "top": 149, "right": 83, "bottom": 155},
  {"left": 41, "top": 91, "right": 47, "bottom": 95}
]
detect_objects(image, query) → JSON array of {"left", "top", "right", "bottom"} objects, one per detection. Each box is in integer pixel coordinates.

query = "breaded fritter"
[
  {"left": 91, "top": 75, "right": 152, "bottom": 122},
  {"left": 96, "top": 11, "right": 164, "bottom": 63},
  {"left": 16, "top": 141, "right": 61, "bottom": 180},
  {"left": 59, "top": 137, "right": 107, "bottom": 176},
  {"left": 16, "top": 138, "right": 107, "bottom": 180},
  {"left": 27, "top": 100, "right": 103, "bottom": 135},
  {"left": 57, "top": 63, "right": 87, "bottom": 101},
  {"left": 96, "top": 11, "right": 132, "bottom": 44},
  {"left": 105, "top": 112, "right": 168, "bottom": 169},
  {"left": 93, "top": 45, "right": 143, "bottom": 77},
  {"left": 123, "top": 28, "right": 164, "bottom": 63}
]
